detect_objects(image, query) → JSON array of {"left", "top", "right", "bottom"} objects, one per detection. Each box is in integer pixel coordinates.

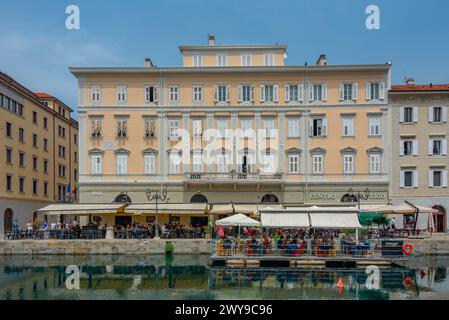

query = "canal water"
[{"left": 0, "top": 255, "right": 448, "bottom": 300}]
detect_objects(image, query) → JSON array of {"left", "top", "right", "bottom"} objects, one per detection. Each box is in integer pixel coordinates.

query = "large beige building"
[
  {"left": 0, "top": 71, "right": 78, "bottom": 236},
  {"left": 70, "top": 37, "right": 392, "bottom": 227},
  {"left": 390, "top": 84, "right": 449, "bottom": 233}
]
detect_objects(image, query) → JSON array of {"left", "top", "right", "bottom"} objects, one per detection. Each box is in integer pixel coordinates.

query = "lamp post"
[
  {"left": 146, "top": 188, "right": 169, "bottom": 239},
  {"left": 348, "top": 187, "right": 370, "bottom": 210}
]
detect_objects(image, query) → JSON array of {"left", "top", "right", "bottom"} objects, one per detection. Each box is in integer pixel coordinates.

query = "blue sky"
[{"left": 1, "top": 0, "right": 448, "bottom": 119}]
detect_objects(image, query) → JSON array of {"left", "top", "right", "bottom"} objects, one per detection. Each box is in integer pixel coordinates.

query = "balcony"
[{"left": 184, "top": 172, "right": 284, "bottom": 182}]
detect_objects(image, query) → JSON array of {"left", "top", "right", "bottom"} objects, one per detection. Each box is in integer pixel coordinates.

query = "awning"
[
  {"left": 261, "top": 213, "right": 310, "bottom": 228},
  {"left": 210, "top": 203, "right": 283, "bottom": 215},
  {"left": 309, "top": 213, "right": 363, "bottom": 229},
  {"left": 216, "top": 213, "right": 260, "bottom": 227},
  {"left": 36, "top": 204, "right": 127, "bottom": 216},
  {"left": 126, "top": 203, "right": 208, "bottom": 215}
]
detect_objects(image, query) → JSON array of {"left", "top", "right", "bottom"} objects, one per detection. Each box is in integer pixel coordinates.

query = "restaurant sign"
[{"left": 308, "top": 191, "right": 388, "bottom": 201}]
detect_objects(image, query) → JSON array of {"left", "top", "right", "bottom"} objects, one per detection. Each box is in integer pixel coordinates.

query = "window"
[
  {"left": 369, "top": 117, "right": 381, "bottom": 136},
  {"left": 343, "top": 154, "right": 355, "bottom": 174},
  {"left": 33, "top": 156, "right": 38, "bottom": 171},
  {"left": 192, "top": 151, "right": 203, "bottom": 173},
  {"left": 429, "top": 139, "right": 447, "bottom": 156},
  {"left": 288, "top": 118, "right": 300, "bottom": 137},
  {"left": 400, "top": 139, "right": 417, "bottom": 156},
  {"left": 217, "top": 118, "right": 228, "bottom": 137},
  {"left": 369, "top": 154, "right": 381, "bottom": 174},
  {"left": 366, "top": 82, "right": 385, "bottom": 100},
  {"left": 192, "top": 119, "right": 203, "bottom": 138},
  {"left": 144, "top": 153, "right": 156, "bottom": 175},
  {"left": 6, "top": 175, "right": 12, "bottom": 191},
  {"left": 74, "top": 169, "right": 78, "bottom": 181},
  {"left": 192, "top": 85, "right": 203, "bottom": 103},
  {"left": 32, "top": 180, "right": 38, "bottom": 194},
  {"left": 6, "top": 122, "right": 12, "bottom": 137},
  {"left": 91, "top": 85, "right": 101, "bottom": 103},
  {"left": 286, "top": 85, "right": 304, "bottom": 102},
  {"left": 401, "top": 170, "right": 418, "bottom": 188},
  {"left": 91, "top": 119, "right": 103, "bottom": 138},
  {"left": 32, "top": 134, "right": 38, "bottom": 147},
  {"left": 169, "top": 85, "right": 179, "bottom": 103},
  {"left": 11, "top": 101, "right": 16, "bottom": 113},
  {"left": 33, "top": 111, "right": 37, "bottom": 124},
  {"left": 240, "top": 118, "right": 252, "bottom": 138},
  {"left": 74, "top": 151, "right": 78, "bottom": 162},
  {"left": 429, "top": 170, "right": 447, "bottom": 188},
  {"left": 215, "top": 85, "right": 230, "bottom": 103},
  {"left": 309, "top": 118, "right": 327, "bottom": 137},
  {"left": 116, "top": 119, "right": 128, "bottom": 138},
  {"left": 17, "top": 103, "right": 23, "bottom": 116},
  {"left": 429, "top": 106, "right": 448, "bottom": 123},
  {"left": 43, "top": 138, "right": 48, "bottom": 151},
  {"left": 264, "top": 53, "right": 275, "bottom": 66},
  {"left": 91, "top": 154, "right": 103, "bottom": 174},
  {"left": 58, "top": 165, "right": 66, "bottom": 177},
  {"left": 217, "top": 54, "right": 227, "bottom": 67},
  {"left": 4, "top": 96, "right": 11, "bottom": 110},
  {"left": 57, "top": 185, "right": 65, "bottom": 201},
  {"left": 116, "top": 85, "right": 127, "bottom": 103},
  {"left": 288, "top": 154, "right": 299, "bottom": 173},
  {"left": 19, "top": 152, "right": 25, "bottom": 167},
  {"left": 43, "top": 117, "right": 48, "bottom": 129},
  {"left": 192, "top": 55, "right": 203, "bottom": 67},
  {"left": 260, "top": 85, "right": 279, "bottom": 102},
  {"left": 241, "top": 54, "right": 252, "bottom": 66},
  {"left": 339, "top": 83, "right": 357, "bottom": 101},
  {"left": 116, "top": 154, "right": 128, "bottom": 175},
  {"left": 6, "top": 148, "right": 12, "bottom": 164},
  {"left": 217, "top": 152, "right": 229, "bottom": 173},
  {"left": 74, "top": 134, "right": 77, "bottom": 145},
  {"left": 312, "top": 155, "right": 324, "bottom": 174},
  {"left": 342, "top": 117, "right": 354, "bottom": 136},
  {"left": 144, "top": 85, "right": 158, "bottom": 103},
  {"left": 44, "top": 160, "right": 48, "bottom": 173},
  {"left": 144, "top": 119, "right": 156, "bottom": 139},
  {"left": 169, "top": 119, "right": 180, "bottom": 140},
  {"left": 19, "top": 177, "right": 24, "bottom": 193},
  {"left": 263, "top": 118, "right": 276, "bottom": 138},
  {"left": 169, "top": 151, "right": 181, "bottom": 174},
  {"left": 238, "top": 85, "right": 254, "bottom": 103},
  {"left": 44, "top": 182, "right": 48, "bottom": 196},
  {"left": 401, "top": 107, "right": 417, "bottom": 123},
  {"left": 309, "top": 84, "right": 327, "bottom": 102}
]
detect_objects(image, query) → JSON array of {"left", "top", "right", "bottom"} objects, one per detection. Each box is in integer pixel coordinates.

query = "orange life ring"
[
  {"left": 403, "top": 243, "right": 414, "bottom": 255},
  {"left": 403, "top": 276, "right": 414, "bottom": 287}
]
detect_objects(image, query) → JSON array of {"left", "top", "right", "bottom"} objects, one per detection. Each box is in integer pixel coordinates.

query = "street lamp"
[
  {"left": 146, "top": 188, "right": 169, "bottom": 239},
  {"left": 348, "top": 187, "right": 370, "bottom": 210}
]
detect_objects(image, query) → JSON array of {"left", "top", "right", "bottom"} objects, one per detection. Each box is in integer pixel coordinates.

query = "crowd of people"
[{"left": 114, "top": 222, "right": 205, "bottom": 239}]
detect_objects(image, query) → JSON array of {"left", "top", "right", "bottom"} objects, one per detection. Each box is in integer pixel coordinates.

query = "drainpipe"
[
  {"left": 304, "top": 64, "right": 309, "bottom": 204},
  {"left": 405, "top": 200, "right": 419, "bottom": 233}
]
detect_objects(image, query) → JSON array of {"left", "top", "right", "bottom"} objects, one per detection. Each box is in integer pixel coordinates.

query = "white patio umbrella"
[{"left": 215, "top": 213, "right": 261, "bottom": 227}]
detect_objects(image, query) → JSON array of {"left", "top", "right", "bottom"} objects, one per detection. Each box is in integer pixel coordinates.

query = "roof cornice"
[{"left": 179, "top": 44, "right": 288, "bottom": 52}]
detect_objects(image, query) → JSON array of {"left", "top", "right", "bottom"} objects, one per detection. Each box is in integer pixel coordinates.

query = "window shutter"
[
  {"left": 308, "top": 119, "right": 313, "bottom": 136},
  {"left": 400, "top": 171, "right": 405, "bottom": 188},
  {"left": 250, "top": 85, "right": 255, "bottom": 102},
  {"left": 213, "top": 85, "right": 218, "bottom": 102},
  {"left": 443, "top": 107, "right": 448, "bottom": 123},
  {"left": 238, "top": 85, "right": 242, "bottom": 102},
  {"left": 428, "top": 139, "right": 434, "bottom": 155},
  {"left": 413, "top": 140, "right": 419, "bottom": 156},
  {"left": 309, "top": 85, "right": 314, "bottom": 101},
  {"left": 260, "top": 85, "right": 265, "bottom": 102},
  {"left": 413, "top": 107, "right": 419, "bottom": 122},
  {"left": 322, "top": 118, "right": 328, "bottom": 136},
  {"left": 380, "top": 82, "right": 386, "bottom": 100},
  {"left": 400, "top": 107, "right": 405, "bottom": 123},
  {"left": 339, "top": 84, "right": 344, "bottom": 101},
  {"left": 285, "top": 85, "right": 290, "bottom": 102},
  {"left": 399, "top": 141, "right": 404, "bottom": 156},
  {"left": 442, "top": 139, "right": 448, "bottom": 155},
  {"left": 443, "top": 170, "right": 448, "bottom": 188},
  {"left": 352, "top": 83, "right": 358, "bottom": 100},
  {"left": 154, "top": 86, "right": 158, "bottom": 103},
  {"left": 428, "top": 107, "right": 434, "bottom": 122},
  {"left": 322, "top": 84, "right": 327, "bottom": 101},
  {"left": 366, "top": 83, "right": 371, "bottom": 100},
  {"left": 298, "top": 84, "right": 304, "bottom": 102},
  {"left": 428, "top": 170, "right": 434, "bottom": 187},
  {"left": 273, "top": 85, "right": 279, "bottom": 102},
  {"left": 413, "top": 170, "right": 419, "bottom": 188},
  {"left": 226, "top": 85, "right": 231, "bottom": 102}
]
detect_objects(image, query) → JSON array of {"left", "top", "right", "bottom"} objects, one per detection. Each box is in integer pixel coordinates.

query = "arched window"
[
  {"left": 114, "top": 194, "right": 132, "bottom": 204},
  {"left": 190, "top": 194, "right": 208, "bottom": 203},
  {"left": 261, "top": 194, "right": 279, "bottom": 203},
  {"left": 341, "top": 194, "right": 358, "bottom": 203},
  {"left": 4, "top": 209, "right": 14, "bottom": 233}
]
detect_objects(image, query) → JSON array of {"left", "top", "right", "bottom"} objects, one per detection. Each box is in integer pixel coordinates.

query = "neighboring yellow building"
[
  {"left": 70, "top": 36, "right": 392, "bottom": 227},
  {"left": 0, "top": 71, "right": 78, "bottom": 236}
]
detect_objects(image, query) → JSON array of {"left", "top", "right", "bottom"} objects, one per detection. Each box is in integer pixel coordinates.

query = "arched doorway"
[
  {"left": 4, "top": 209, "right": 14, "bottom": 233},
  {"left": 190, "top": 194, "right": 208, "bottom": 203},
  {"left": 341, "top": 194, "right": 358, "bottom": 203},
  {"left": 261, "top": 194, "right": 279, "bottom": 204},
  {"left": 432, "top": 205, "right": 446, "bottom": 233},
  {"left": 114, "top": 194, "right": 132, "bottom": 204}
]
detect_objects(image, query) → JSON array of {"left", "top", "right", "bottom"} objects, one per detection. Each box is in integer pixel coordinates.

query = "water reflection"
[{"left": 0, "top": 255, "right": 448, "bottom": 300}]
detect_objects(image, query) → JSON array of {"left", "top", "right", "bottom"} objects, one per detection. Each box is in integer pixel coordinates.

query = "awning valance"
[
  {"left": 309, "top": 213, "right": 362, "bottom": 229},
  {"left": 126, "top": 203, "right": 208, "bottom": 215},
  {"left": 36, "top": 204, "right": 127, "bottom": 216},
  {"left": 261, "top": 213, "right": 310, "bottom": 228}
]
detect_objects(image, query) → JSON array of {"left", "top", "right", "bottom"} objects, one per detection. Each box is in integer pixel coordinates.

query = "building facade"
[
  {"left": 71, "top": 37, "right": 392, "bottom": 227},
  {"left": 390, "top": 84, "right": 449, "bottom": 233},
  {"left": 0, "top": 71, "right": 79, "bottom": 236}
]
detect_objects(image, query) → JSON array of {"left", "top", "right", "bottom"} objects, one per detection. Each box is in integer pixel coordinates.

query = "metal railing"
[{"left": 185, "top": 172, "right": 284, "bottom": 182}]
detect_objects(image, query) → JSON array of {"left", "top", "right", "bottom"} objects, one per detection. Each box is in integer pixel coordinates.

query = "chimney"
[
  {"left": 316, "top": 54, "right": 327, "bottom": 66},
  {"left": 208, "top": 34, "right": 216, "bottom": 46},
  {"left": 144, "top": 58, "right": 154, "bottom": 67}
]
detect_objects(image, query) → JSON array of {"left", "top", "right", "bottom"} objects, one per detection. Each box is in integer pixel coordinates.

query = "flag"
[{"left": 66, "top": 183, "right": 71, "bottom": 193}]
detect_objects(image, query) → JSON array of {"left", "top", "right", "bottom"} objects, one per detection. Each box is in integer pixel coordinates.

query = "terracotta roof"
[
  {"left": 391, "top": 84, "right": 449, "bottom": 92},
  {"left": 35, "top": 92, "right": 54, "bottom": 98}
]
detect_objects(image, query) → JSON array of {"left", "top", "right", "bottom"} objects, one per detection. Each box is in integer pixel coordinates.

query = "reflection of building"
[
  {"left": 389, "top": 84, "right": 449, "bottom": 233},
  {"left": 69, "top": 36, "right": 391, "bottom": 226},
  {"left": 0, "top": 71, "right": 78, "bottom": 236}
]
